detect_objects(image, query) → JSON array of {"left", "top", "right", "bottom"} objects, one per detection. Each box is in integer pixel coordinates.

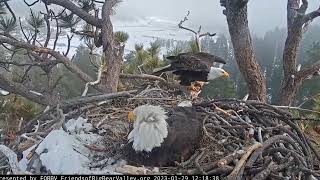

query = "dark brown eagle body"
[
  {"left": 125, "top": 106, "right": 203, "bottom": 167},
  {"left": 153, "top": 52, "right": 227, "bottom": 86}
]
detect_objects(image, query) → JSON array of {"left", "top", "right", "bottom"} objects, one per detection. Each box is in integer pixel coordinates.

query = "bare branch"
[
  {"left": 178, "top": 11, "right": 216, "bottom": 52},
  {"left": 197, "top": 25, "right": 201, "bottom": 34},
  {"left": 178, "top": 11, "right": 197, "bottom": 35},
  {"left": 0, "top": 36, "right": 107, "bottom": 92},
  {"left": 19, "top": 65, "right": 32, "bottom": 83},
  {"left": 63, "top": 34, "right": 73, "bottom": 56},
  {"left": 4, "top": 2, "right": 16, "bottom": 24},
  {"left": 304, "top": 6, "right": 320, "bottom": 23},
  {"left": 19, "top": 17, "right": 30, "bottom": 42},
  {"left": 63, "top": 90, "right": 137, "bottom": 108},
  {"left": 119, "top": 73, "right": 167, "bottom": 84},
  {"left": 52, "top": 13, "right": 61, "bottom": 52},
  {"left": 24, "top": 0, "right": 40, "bottom": 6},
  {"left": 43, "top": 4, "right": 51, "bottom": 48},
  {"left": 199, "top": 32, "right": 216, "bottom": 37}
]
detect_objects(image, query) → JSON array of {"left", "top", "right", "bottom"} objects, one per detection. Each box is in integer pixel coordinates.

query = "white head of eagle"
[
  {"left": 207, "top": 67, "right": 230, "bottom": 80},
  {"left": 127, "top": 105, "right": 168, "bottom": 152}
]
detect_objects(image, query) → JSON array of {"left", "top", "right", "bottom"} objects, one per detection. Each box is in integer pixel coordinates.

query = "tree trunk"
[
  {"left": 101, "top": 53, "right": 122, "bottom": 93},
  {"left": 278, "top": 27, "right": 303, "bottom": 106},
  {"left": 223, "top": 0, "right": 267, "bottom": 102},
  {"left": 100, "top": 1, "right": 121, "bottom": 93},
  {"left": 278, "top": 0, "right": 315, "bottom": 106}
]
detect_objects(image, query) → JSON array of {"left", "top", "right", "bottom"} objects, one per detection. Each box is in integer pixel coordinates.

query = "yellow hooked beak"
[
  {"left": 223, "top": 71, "right": 230, "bottom": 78},
  {"left": 128, "top": 111, "right": 136, "bottom": 122}
]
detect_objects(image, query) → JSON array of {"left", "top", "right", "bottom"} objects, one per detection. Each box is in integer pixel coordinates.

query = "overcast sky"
[
  {"left": 10, "top": 0, "right": 320, "bottom": 53},
  {"left": 11, "top": 0, "right": 320, "bottom": 36},
  {"left": 113, "top": 0, "right": 320, "bottom": 36}
]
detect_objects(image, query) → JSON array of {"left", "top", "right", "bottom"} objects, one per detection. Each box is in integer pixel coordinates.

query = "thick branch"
[
  {"left": 119, "top": 73, "right": 167, "bottom": 84},
  {"left": 0, "top": 59, "right": 58, "bottom": 67},
  {"left": 42, "top": 0, "right": 102, "bottom": 28},
  {"left": 63, "top": 90, "right": 137, "bottom": 108},
  {"left": 0, "top": 74, "right": 51, "bottom": 105},
  {"left": 227, "top": 143, "right": 262, "bottom": 180},
  {"left": 304, "top": 3, "right": 320, "bottom": 23}
]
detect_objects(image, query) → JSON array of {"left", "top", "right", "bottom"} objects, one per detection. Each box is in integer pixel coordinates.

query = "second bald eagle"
[
  {"left": 153, "top": 52, "right": 229, "bottom": 86},
  {"left": 153, "top": 52, "right": 230, "bottom": 99}
]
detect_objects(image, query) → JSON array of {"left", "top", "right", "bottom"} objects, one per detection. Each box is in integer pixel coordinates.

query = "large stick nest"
[{"left": 1, "top": 84, "right": 320, "bottom": 179}]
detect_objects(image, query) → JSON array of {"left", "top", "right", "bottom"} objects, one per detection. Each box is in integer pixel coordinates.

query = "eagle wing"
[
  {"left": 166, "top": 52, "right": 226, "bottom": 72},
  {"left": 179, "top": 52, "right": 226, "bottom": 65},
  {"left": 167, "top": 54, "right": 209, "bottom": 72}
]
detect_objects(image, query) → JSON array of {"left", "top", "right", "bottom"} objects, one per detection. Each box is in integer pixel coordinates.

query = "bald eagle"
[
  {"left": 126, "top": 104, "right": 203, "bottom": 167},
  {"left": 153, "top": 52, "right": 229, "bottom": 99}
]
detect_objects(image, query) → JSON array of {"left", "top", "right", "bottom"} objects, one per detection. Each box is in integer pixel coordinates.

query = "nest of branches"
[
  {"left": 0, "top": 81, "right": 319, "bottom": 178},
  {"left": 171, "top": 99, "right": 320, "bottom": 179}
]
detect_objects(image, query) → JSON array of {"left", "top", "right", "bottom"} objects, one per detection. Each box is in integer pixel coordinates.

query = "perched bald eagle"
[
  {"left": 126, "top": 104, "right": 203, "bottom": 167},
  {"left": 153, "top": 52, "right": 230, "bottom": 99}
]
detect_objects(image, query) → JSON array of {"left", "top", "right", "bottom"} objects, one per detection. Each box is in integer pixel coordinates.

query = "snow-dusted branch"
[{"left": 0, "top": 145, "right": 26, "bottom": 174}]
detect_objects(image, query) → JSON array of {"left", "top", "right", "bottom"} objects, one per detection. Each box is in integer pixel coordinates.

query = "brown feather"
[{"left": 125, "top": 106, "right": 203, "bottom": 167}]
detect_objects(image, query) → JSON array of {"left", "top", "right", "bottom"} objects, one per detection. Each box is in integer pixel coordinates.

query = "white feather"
[
  {"left": 128, "top": 105, "right": 168, "bottom": 152},
  {"left": 0, "top": 89, "right": 9, "bottom": 96},
  {"left": 297, "top": 64, "right": 301, "bottom": 72},
  {"left": 178, "top": 101, "right": 192, "bottom": 107},
  {"left": 242, "top": 94, "right": 249, "bottom": 101}
]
